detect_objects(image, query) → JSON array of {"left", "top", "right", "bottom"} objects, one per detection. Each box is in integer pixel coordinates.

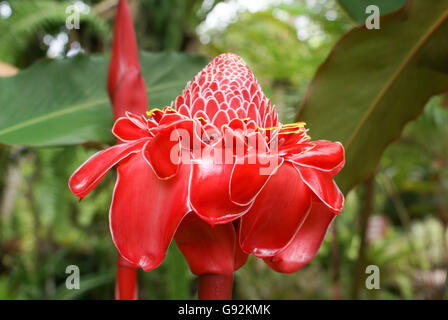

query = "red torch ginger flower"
[
  {"left": 172, "top": 53, "right": 345, "bottom": 273},
  {"left": 68, "top": 53, "right": 344, "bottom": 275}
]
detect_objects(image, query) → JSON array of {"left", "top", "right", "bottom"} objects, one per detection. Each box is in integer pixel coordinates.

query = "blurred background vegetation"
[{"left": 0, "top": 0, "right": 447, "bottom": 299}]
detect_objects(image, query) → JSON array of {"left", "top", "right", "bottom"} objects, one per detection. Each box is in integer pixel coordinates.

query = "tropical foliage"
[{"left": 0, "top": 0, "right": 447, "bottom": 299}]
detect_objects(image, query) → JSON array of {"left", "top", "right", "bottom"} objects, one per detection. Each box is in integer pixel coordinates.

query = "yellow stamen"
[
  {"left": 146, "top": 108, "right": 163, "bottom": 117},
  {"left": 278, "top": 129, "right": 306, "bottom": 135},
  {"left": 282, "top": 122, "right": 306, "bottom": 128},
  {"left": 164, "top": 107, "right": 178, "bottom": 113}
]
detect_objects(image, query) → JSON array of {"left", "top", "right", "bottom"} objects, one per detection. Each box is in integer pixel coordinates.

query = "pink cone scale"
[{"left": 69, "top": 52, "right": 345, "bottom": 276}]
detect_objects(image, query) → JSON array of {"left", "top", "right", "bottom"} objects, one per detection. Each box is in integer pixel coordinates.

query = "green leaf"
[
  {"left": 338, "top": 0, "right": 407, "bottom": 24},
  {"left": 297, "top": 0, "right": 448, "bottom": 194},
  {"left": 0, "top": 51, "right": 208, "bottom": 147}
]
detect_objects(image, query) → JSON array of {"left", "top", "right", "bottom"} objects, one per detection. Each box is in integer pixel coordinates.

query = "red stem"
[
  {"left": 109, "top": 0, "right": 144, "bottom": 301},
  {"left": 198, "top": 274, "right": 233, "bottom": 300},
  {"left": 115, "top": 254, "right": 138, "bottom": 300}
]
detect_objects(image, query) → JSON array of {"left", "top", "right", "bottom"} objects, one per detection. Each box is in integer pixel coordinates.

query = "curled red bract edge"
[{"left": 264, "top": 201, "right": 336, "bottom": 273}]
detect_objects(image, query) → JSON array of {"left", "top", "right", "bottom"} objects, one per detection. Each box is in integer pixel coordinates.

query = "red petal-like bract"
[
  {"left": 288, "top": 140, "right": 345, "bottom": 172},
  {"left": 239, "top": 162, "right": 312, "bottom": 258},
  {"left": 111, "top": 153, "right": 191, "bottom": 271},
  {"left": 189, "top": 144, "right": 250, "bottom": 225},
  {"left": 229, "top": 154, "right": 283, "bottom": 206},
  {"left": 174, "top": 213, "right": 236, "bottom": 275},
  {"left": 68, "top": 139, "right": 148, "bottom": 200},
  {"left": 295, "top": 165, "right": 344, "bottom": 213},
  {"left": 112, "top": 115, "right": 150, "bottom": 142},
  {"left": 264, "top": 201, "right": 336, "bottom": 273}
]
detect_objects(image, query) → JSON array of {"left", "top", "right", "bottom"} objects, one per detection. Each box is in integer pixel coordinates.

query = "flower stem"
[
  {"left": 198, "top": 274, "right": 233, "bottom": 300},
  {"left": 115, "top": 254, "right": 138, "bottom": 300}
]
